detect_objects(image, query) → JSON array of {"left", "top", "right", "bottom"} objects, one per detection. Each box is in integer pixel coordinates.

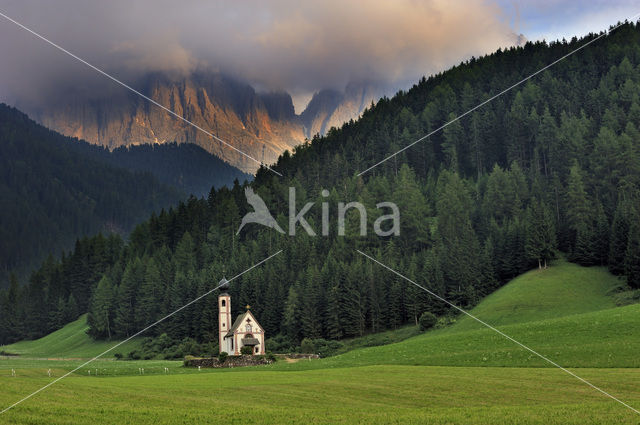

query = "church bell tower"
[{"left": 218, "top": 277, "right": 231, "bottom": 353}]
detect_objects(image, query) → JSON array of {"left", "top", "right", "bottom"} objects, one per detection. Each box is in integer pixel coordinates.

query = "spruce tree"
[
  {"left": 525, "top": 200, "right": 557, "bottom": 269},
  {"left": 87, "top": 276, "right": 115, "bottom": 339},
  {"left": 65, "top": 294, "right": 79, "bottom": 323},
  {"left": 283, "top": 284, "right": 302, "bottom": 343},
  {"left": 609, "top": 201, "right": 631, "bottom": 275},
  {"left": 565, "top": 163, "right": 593, "bottom": 263},
  {"left": 625, "top": 220, "right": 640, "bottom": 288}
]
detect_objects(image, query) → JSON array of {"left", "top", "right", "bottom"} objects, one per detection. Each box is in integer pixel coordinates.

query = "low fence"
[
  {"left": 184, "top": 354, "right": 273, "bottom": 368},
  {"left": 275, "top": 353, "right": 320, "bottom": 360},
  {"left": 184, "top": 353, "right": 320, "bottom": 368}
]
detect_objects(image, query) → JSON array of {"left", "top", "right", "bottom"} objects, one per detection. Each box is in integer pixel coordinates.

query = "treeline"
[
  {"left": 0, "top": 104, "right": 184, "bottom": 283},
  {"left": 2, "top": 23, "right": 640, "bottom": 348},
  {"left": 1, "top": 234, "right": 123, "bottom": 342},
  {"left": 0, "top": 105, "right": 250, "bottom": 286},
  {"left": 78, "top": 142, "right": 251, "bottom": 197}
]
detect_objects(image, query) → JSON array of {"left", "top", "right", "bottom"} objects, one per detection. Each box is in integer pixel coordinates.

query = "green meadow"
[
  {"left": 1, "top": 261, "right": 640, "bottom": 424},
  {"left": 2, "top": 315, "right": 143, "bottom": 359}
]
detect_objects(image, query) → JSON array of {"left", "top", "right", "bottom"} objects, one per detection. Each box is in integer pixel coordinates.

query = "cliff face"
[
  {"left": 37, "top": 73, "right": 304, "bottom": 173},
  {"left": 34, "top": 73, "right": 382, "bottom": 173},
  {"left": 301, "top": 82, "right": 383, "bottom": 138}
]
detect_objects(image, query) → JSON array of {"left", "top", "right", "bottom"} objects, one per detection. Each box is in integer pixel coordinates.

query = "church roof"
[
  {"left": 224, "top": 312, "right": 248, "bottom": 338},
  {"left": 218, "top": 277, "right": 230, "bottom": 290},
  {"left": 224, "top": 310, "right": 263, "bottom": 338}
]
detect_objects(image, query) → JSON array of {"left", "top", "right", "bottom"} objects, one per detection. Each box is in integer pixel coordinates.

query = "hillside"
[
  {"left": 300, "top": 82, "right": 383, "bottom": 137},
  {"left": 450, "top": 261, "right": 619, "bottom": 330},
  {"left": 3, "top": 23, "right": 640, "bottom": 353},
  {"left": 5, "top": 260, "right": 635, "bottom": 369},
  {"left": 29, "top": 72, "right": 383, "bottom": 173},
  {"left": 2, "top": 261, "right": 639, "bottom": 424},
  {"left": 0, "top": 104, "right": 183, "bottom": 283},
  {"left": 1, "top": 314, "right": 141, "bottom": 359},
  {"left": 274, "top": 261, "right": 640, "bottom": 370},
  {"left": 77, "top": 142, "right": 251, "bottom": 197}
]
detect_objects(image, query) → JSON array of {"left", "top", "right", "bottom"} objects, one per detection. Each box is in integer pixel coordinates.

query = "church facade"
[{"left": 218, "top": 278, "right": 266, "bottom": 355}]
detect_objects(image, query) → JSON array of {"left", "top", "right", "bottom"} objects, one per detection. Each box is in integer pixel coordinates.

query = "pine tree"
[
  {"left": 609, "top": 201, "right": 631, "bottom": 275},
  {"left": 442, "top": 112, "right": 463, "bottom": 172},
  {"left": 53, "top": 297, "right": 66, "bottom": 329},
  {"left": 536, "top": 107, "right": 558, "bottom": 177},
  {"left": 393, "top": 165, "right": 430, "bottom": 249},
  {"left": 136, "top": 258, "right": 162, "bottom": 329},
  {"left": 565, "top": 163, "right": 592, "bottom": 259},
  {"left": 87, "top": 276, "right": 115, "bottom": 339},
  {"left": 436, "top": 171, "right": 481, "bottom": 303},
  {"left": 283, "top": 284, "right": 302, "bottom": 342},
  {"left": 326, "top": 285, "right": 343, "bottom": 339},
  {"left": 114, "top": 259, "right": 144, "bottom": 337},
  {"left": 593, "top": 200, "right": 610, "bottom": 266},
  {"left": 405, "top": 255, "right": 429, "bottom": 325},
  {"left": 301, "top": 266, "right": 323, "bottom": 338},
  {"left": 65, "top": 294, "right": 79, "bottom": 323},
  {"left": 625, "top": 219, "right": 640, "bottom": 288},
  {"left": 525, "top": 200, "right": 557, "bottom": 269}
]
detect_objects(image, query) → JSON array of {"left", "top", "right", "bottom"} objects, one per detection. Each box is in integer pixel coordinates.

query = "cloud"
[
  {"left": 109, "top": 34, "right": 199, "bottom": 76},
  {"left": 495, "top": 0, "right": 638, "bottom": 41},
  {"left": 0, "top": 0, "right": 522, "bottom": 109}
]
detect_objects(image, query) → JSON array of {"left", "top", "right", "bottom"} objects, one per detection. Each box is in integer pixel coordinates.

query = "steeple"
[
  {"left": 218, "top": 279, "right": 231, "bottom": 353},
  {"left": 219, "top": 277, "right": 230, "bottom": 291}
]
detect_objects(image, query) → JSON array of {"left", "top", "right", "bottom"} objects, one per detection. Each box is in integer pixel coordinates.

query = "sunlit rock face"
[
  {"left": 301, "top": 82, "right": 383, "bottom": 139},
  {"left": 35, "top": 72, "right": 383, "bottom": 173}
]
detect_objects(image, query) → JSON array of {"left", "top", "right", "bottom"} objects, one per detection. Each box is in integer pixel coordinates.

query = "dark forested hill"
[
  {"left": 2, "top": 23, "right": 640, "bottom": 350},
  {"left": 0, "top": 104, "right": 184, "bottom": 283},
  {"left": 76, "top": 142, "right": 251, "bottom": 197}
]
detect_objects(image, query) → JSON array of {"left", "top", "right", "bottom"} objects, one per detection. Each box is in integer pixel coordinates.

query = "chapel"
[{"left": 218, "top": 278, "right": 265, "bottom": 355}]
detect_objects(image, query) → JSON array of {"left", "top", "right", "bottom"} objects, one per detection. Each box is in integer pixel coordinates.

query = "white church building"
[{"left": 218, "top": 278, "right": 265, "bottom": 355}]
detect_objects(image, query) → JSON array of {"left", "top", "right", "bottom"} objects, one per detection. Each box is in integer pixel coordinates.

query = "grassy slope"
[
  {"left": 3, "top": 261, "right": 635, "bottom": 369},
  {"left": 1, "top": 315, "right": 142, "bottom": 358},
  {"left": 451, "top": 261, "right": 619, "bottom": 330},
  {"left": 269, "top": 261, "right": 639, "bottom": 370},
  {"left": 2, "top": 261, "right": 640, "bottom": 424}
]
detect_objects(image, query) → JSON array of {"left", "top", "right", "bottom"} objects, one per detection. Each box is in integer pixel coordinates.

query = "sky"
[{"left": 0, "top": 0, "right": 638, "bottom": 113}]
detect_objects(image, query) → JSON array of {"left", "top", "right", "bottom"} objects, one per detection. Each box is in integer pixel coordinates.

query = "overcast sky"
[{"left": 0, "top": 0, "right": 637, "bottom": 113}]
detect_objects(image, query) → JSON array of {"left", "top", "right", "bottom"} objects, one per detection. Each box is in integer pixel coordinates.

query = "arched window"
[
  {"left": 221, "top": 300, "right": 226, "bottom": 307},
  {"left": 246, "top": 323, "right": 252, "bottom": 333}
]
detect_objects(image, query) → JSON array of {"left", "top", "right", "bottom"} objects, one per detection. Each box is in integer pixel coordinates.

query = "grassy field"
[
  {"left": 2, "top": 315, "right": 143, "bottom": 359},
  {"left": 1, "top": 260, "right": 639, "bottom": 424},
  {"left": 268, "top": 261, "right": 639, "bottom": 370},
  {"left": 1, "top": 365, "right": 639, "bottom": 424}
]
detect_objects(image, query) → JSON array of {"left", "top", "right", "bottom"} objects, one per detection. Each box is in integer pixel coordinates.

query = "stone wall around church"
[{"left": 184, "top": 354, "right": 273, "bottom": 368}]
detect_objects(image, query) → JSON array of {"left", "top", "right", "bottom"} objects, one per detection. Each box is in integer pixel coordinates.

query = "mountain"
[
  {"left": 5, "top": 23, "right": 639, "bottom": 349},
  {"left": 33, "top": 72, "right": 303, "bottom": 173},
  {"left": 77, "top": 142, "right": 252, "bottom": 197},
  {"left": 28, "top": 73, "right": 386, "bottom": 173},
  {"left": 301, "top": 82, "right": 384, "bottom": 137},
  {"left": 0, "top": 104, "right": 184, "bottom": 282}
]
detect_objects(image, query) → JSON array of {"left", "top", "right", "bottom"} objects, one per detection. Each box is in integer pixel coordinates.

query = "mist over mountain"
[
  {"left": 0, "top": 0, "right": 529, "bottom": 173},
  {"left": 301, "top": 82, "right": 385, "bottom": 137},
  {"left": 26, "top": 72, "right": 387, "bottom": 173}
]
